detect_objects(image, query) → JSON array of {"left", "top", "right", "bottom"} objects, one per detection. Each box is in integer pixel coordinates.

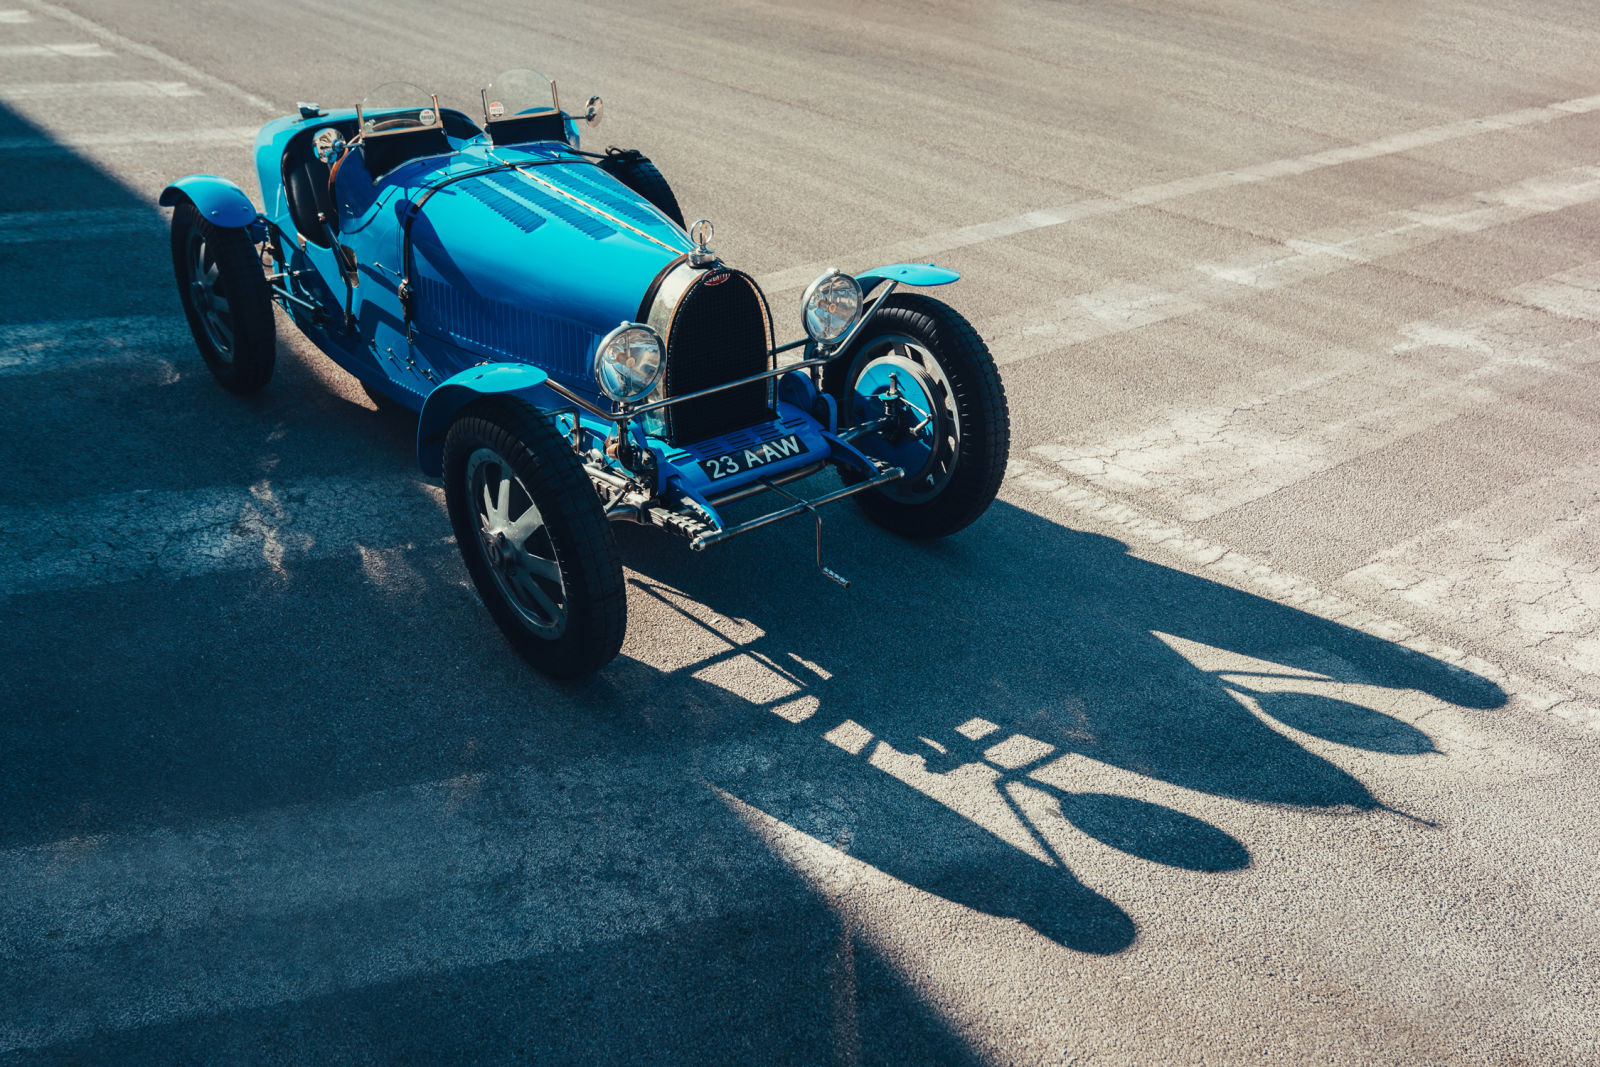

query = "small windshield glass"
[
  {"left": 359, "top": 81, "right": 439, "bottom": 137},
  {"left": 483, "top": 68, "right": 557, "bottom": 123}
]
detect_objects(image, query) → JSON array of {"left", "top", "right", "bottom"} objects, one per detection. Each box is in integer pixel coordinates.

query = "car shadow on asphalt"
[{"left": 602, "top": 487, "right": 1504, "bottom": 957}]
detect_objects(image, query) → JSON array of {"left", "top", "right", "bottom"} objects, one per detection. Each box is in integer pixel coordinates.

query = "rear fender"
[
  {"left": 416, "top": 363, "right": 560, "bottom": 477},
  {"left": 159, "top": 174, "right": 260, "bottom": 230},
  {"left": 854, "top": 263, "right": 960, "bottom": 292}
]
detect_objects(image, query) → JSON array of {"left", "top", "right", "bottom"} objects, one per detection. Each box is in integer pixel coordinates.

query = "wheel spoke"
[
  {"left": 211, "top": 317, "right": 234, "bottom": 346},
  {"left": 494, "top": 473, "right": 511, "bottom": 525},
  {"left": 209, "top": 293, "right": 230, "bottom": 315},
  {"left": 511, "top": 567, "right": 560, "bottom": 618},
  {"left": 504, "top": 504, "right": 544, "bottom": 545},
  {"left": 481, "top": 482, "right": 497, "bottom": 523},
  {"left": 520, "top": 551, "right": 561, "bottom": 583}
]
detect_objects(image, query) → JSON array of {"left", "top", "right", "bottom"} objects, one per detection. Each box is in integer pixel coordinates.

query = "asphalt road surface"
[{"left": 2, "top": 0, "right": 1599, "bottom": 1063}]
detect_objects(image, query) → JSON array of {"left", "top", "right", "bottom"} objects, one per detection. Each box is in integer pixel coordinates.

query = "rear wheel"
[
  {"left": 169, "top": 201, "right": 275, "bottom": 393},
  {"left": 599, "top": 149, "right": 686, "bottom": 228},
  {"left": 824, "top": 293, "right": 1010, "bottom": 539},
  {"left": 442, "top": 401, "right": 625, "bottom": 678}
]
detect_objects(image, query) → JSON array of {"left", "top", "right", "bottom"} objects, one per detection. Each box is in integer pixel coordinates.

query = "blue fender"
[
  {"left": 855, "top": 263, "right": 961, "bottom": 290},
  {"left": 416, "top": 363, "right": 557, "bottom": 477},
  {"left": 158, "top": 174, "right": 259, "bottom": 229}
]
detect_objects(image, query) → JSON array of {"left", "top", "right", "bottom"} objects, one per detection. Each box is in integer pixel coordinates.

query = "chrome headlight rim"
[
  {"left": 592, "top": 321, "right": 665, "bottom": 404},
  {"left": 801, "top": 268, "right": 863, "bottom": 345}
]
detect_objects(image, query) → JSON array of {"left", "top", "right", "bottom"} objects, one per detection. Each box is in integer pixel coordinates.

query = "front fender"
[
  {"left": 158, "top": 174, "right": 259, "bottom": 229},
  {"left": 855, "top": 263, "right": 961, "bottom": 291},
  {"left": 416, "top": 363, "right": 557, "bottom": 477}
]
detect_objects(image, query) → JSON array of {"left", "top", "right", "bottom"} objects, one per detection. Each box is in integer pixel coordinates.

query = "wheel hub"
[
  {"left": 486, "top": 531, "right": 509, "bottom": 566},
  {"left": 844, "top": 336, "right": 962, "bottom": 506}
]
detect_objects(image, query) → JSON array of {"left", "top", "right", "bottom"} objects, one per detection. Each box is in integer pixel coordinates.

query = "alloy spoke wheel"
[
  {"left": 466, "top": 447, "right": 568, "bottom": 638},
  {"left": 186, "top": 229, "right": 236, "bottom": 362}
]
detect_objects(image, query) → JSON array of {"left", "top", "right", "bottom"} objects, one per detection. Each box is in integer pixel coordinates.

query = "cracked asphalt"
[{"left": 1, "top": 0, "right": 1599, "bottom": 1063}]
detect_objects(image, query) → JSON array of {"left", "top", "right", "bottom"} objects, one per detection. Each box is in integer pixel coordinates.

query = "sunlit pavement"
[{"left": 2, "top": 1, "right": 1599, "bottom": 1063}]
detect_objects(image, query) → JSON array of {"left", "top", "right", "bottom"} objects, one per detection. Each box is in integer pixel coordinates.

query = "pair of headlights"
[{"left": 593, "top": 269, "right": 864, "bottom": 403}]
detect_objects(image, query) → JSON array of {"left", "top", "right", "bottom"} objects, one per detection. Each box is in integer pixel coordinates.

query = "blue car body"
[
  {"left": 165, "top": 105, "right": 947, "bottom": 550},
  {"left": 161, "top": 99, "right": 959, "bottom": 555}
]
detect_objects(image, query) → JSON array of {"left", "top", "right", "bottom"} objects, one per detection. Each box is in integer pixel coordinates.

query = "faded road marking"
[
  {"left": 0, "top": 760, "right": 765, "bottom": 1054},
  {"left": 1343, "top": 460, "right": 1600, "bottom": 681},
  {"left": 0, "top": 316, "right": 186, "bottom": 373},
  {"left": 0, "top": 42, "right": 109, "bottom": 57},
  {"left": 1003, "top": 458, "right": 1599, "bottom": 732},
  {"left": 0, "top": 125, "right": 260, "bottom": 153},
  {"left": 0, "top": 208, "right": 160, "bottom": 244},
  {"left": 757, "top": 93, "right": 1600, "bottom": 291},
  {"left": 988, "top": 163, "right": 1600, "bottom": 366},
  {"left": 0, "top": 79, "right": 199, "bottom": 100},
  {"left": 17, "top": 0, "right": 277, "bottom": 112},
  {"left": 0, "top": 477, "right": 443, "bottom": 595}
]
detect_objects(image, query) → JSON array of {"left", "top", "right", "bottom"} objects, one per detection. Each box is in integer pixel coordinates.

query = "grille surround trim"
[{"left": 646, "top": 266, "right": 775, "bottom": 446}]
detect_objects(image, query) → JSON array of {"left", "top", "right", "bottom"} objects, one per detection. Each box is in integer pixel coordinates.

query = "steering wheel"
[{"left": 326, "top": 132, "right": 363, "bottom": 217}]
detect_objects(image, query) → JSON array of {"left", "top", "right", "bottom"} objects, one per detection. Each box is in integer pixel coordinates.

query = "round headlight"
[
  {"left": 801, "top": 269, "right": 862, "bottom": 345},
  {"left": 593, "top": 322, "right": 663, "bottom": 403}
]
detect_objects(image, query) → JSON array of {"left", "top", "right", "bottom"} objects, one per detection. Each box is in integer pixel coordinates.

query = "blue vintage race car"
[{"left": 161, "top": 72, "right": 1010, "bottom": 677}]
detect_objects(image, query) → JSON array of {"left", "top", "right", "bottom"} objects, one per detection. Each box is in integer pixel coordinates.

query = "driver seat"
[{"left": 283, "top": 122, "right": 352, "bottom": 247}]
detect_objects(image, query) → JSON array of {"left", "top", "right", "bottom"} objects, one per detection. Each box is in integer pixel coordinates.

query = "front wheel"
[
  {"left": 824, "top": 293, "right": 1010, "bottom": 539},
  {"left": 442, "top": 401, "right": 626, "bottom": 678}
]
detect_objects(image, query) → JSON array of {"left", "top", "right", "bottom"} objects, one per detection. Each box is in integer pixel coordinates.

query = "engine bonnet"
[{"left": 407, "top": 160, "right": 693, "bottom": 392}]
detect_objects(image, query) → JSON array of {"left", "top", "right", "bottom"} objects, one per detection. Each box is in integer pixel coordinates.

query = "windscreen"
[
  {"left": 359, "top": 82, "right": 439, "bottom": 137},
  {"left": 483, "top": 68, "right": 557, "bottom": 124}
]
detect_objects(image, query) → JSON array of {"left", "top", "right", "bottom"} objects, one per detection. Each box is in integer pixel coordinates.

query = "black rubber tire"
[
  {"left": 169, "top": 200, "right": 276, "bottom": 393},
  {"left": 443, "top": 400, "right": 625, "bottom": 679},
  {"left": 598, "top": 150, "right": 686, "bottom": 228},
  {"left": 824, "top": 293, "right": 1010, "bottom": 539}
]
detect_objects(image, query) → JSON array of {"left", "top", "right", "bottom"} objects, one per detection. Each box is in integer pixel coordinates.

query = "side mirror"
[
  {"left": 584, "top": 96, "right": 604, "bottom": 128},
  {"left": 312, "top": 127, "right": 346, "bottom": 165}
]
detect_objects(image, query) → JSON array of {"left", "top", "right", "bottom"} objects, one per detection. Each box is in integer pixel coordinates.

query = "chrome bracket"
[{"left": 757, "top": 477, "right": 849, "bottom": 588}]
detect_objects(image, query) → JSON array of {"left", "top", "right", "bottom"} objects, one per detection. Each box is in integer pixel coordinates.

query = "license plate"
[{"left": 699, "top": 433, "right": 806, "bottom": 480}]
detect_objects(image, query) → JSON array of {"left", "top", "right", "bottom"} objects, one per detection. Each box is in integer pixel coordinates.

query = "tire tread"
[
  {"left": 826, "top": 292, "right": 1010, "bottom": 539},
  {"left": 442, "top": 399, "right": 625, "bottom": 678}
]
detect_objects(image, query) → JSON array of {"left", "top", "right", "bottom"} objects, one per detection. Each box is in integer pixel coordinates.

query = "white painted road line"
[
  {"left": 0, "top": 208, "right": 159, "bottom": 244},
  {"left": 0, "top": 124, "right": 260, "bottom": 153},
  {"left": 1020, "top": 254, "right": 1600, "bottom": 525},
  {"left": 0, "top": 10, "right": 32, "bottom": 23},
  {"left": 1002, "top": 458, "right": 1600, "bottom": 732},
  {"left": 756, "top": 92, "right": 1600, "bottom": 292},
  {"left": 17, "top": 0, "right": 277, "bottom": 113},
  {"left": 1343, "top": 459, "right": 1600, "bottom": 680},
  {"left": 986, "top": 162, "right": 1600, "bottom": 368},
  {"left": 0, "top": 79, "right": 199, "bottom": 100},
  {"left": 0, "top": 42, "right": 109, "bottom": 57},
  {"left": 0, "top": 476, "right": 443, "bottom": 596},
  {"left": 0, "top": 315, "right": 187, "bottom": 374},
  {"left": 0, "top": 757, "right": 763, "bottom": 1053}
]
